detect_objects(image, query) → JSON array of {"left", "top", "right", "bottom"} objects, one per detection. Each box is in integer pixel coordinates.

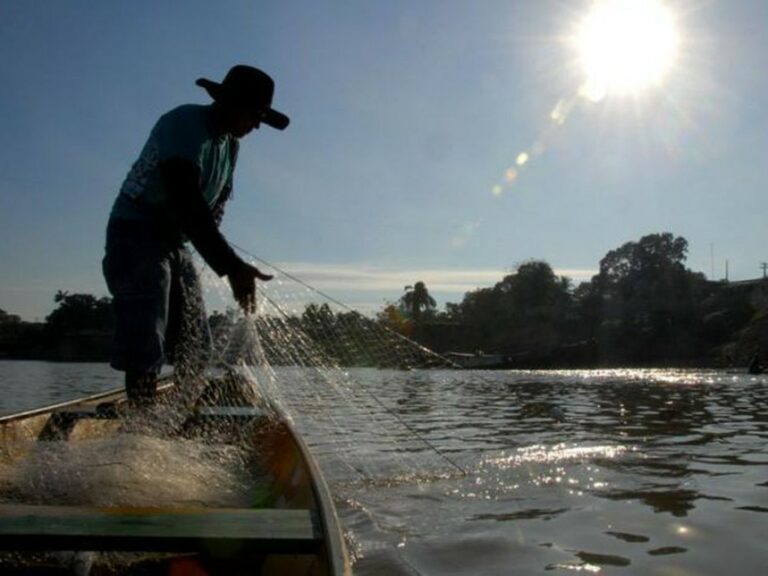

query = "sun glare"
[{"left": 574, "top": 0, "right": 679, "bottom": 99}]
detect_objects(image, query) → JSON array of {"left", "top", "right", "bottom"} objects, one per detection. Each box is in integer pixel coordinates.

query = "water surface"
[
  {"left": 0, "top": 361, "right": 123, "bottom": 415},
  {"left": 0, "top": 362, "right": 766, "bottom": 574},
  {"left": 283, "top": 368, "right": 768, "bottom": 575}
]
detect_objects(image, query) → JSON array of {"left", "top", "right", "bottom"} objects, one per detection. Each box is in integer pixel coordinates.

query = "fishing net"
[
  {"left": 0, "top": 251, "right": 462, "bottom": 505},
  {"left": 0, "top": 251, "right": 464, "bottom": 572},
  {"left": 196, "top": 249, "right": 465, "bottom": 484}
]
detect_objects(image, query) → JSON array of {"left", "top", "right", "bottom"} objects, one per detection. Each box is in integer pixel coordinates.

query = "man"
[{"left": 103, "top": 65, "right": 288, "bottom": 405}]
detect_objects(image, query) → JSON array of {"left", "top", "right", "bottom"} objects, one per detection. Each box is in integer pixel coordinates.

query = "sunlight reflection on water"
[
  {"left": 485, "top": 443, "right": 631, "bottom": 467},
  {"left": 1, "top": 364, "right": 766, "bottom": 575},
  {"left": 279, "top": 367, "right": 768, "bottom": 575}
]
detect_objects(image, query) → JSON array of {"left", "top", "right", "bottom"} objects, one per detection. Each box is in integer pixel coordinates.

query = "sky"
[{"left": 2, "top": 0, "right": 768, "bottom": 321}]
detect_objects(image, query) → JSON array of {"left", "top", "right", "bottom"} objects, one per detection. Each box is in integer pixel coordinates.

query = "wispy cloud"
[
  {"left": 200, "top": 261, "right": 598, "bottom": 316},
  {"left": 264, "top": 262, "right": 597, "bottom": 294}
]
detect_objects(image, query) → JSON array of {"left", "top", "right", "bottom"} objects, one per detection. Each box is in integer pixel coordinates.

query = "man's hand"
[{"left": 228, "top": 260, "right": 273, "bottom": 314}]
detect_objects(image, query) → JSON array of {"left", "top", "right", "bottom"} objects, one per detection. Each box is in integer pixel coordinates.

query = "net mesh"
[
  {"left": 0, "top": 252, "right": 463, "bottom": 572},
  {"left": 198, "top": 252, "right": 464, "bottom": 483}
]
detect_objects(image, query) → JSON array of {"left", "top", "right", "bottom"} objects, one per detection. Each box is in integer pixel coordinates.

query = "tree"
[
  {"left": 45, "top": 291, "right": 113, "bottom": 336},
  {"left": 572, "top": 280, "right": 602, "bottom": 340},
  {"left": 445, "top": 260, "right": 574, "bottom": 355},
  {"left": 597, "top": 232, "right": 688, "bottom": 292},
  {"left": 452, "top": 285, "right": 498, "bottom": 350},
  {"left": 0, "top": 309, "right": 21, "bottom": 325},
  {"left": 591, "top": 233, "right": 708, "bottom": 363},
  {"left": 0, "top": 308, "right": 43, "bottom": 358},
  {"left": 301, "top": 303, "right": 335, "bottom": 331},
  {"left": 400, "top": 281, "right": 436, "bottom": 324},
  {"left": 493, "top": 261, "right": 573, "bottom": 353}
]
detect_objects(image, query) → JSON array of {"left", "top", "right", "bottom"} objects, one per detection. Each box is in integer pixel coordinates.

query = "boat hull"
[{"left": 0, "top": 378, "right": 351, "bottom": 575}]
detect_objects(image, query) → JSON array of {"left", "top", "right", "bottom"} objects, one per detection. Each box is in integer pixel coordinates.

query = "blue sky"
[{"left": 1, "top": 0, "right": 767, "bottom": 321}]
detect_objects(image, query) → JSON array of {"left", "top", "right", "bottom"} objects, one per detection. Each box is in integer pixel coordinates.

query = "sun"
[{"left": 574, "top": 0, "right": 680, "bottom": 100}]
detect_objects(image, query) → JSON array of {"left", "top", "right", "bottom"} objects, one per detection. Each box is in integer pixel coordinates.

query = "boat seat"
[
  {"left": 0, "top": 504, "right": 322, "bottom": 555},
  {"left": 38, "top": 404, "right": 122, "bottom": 441}
]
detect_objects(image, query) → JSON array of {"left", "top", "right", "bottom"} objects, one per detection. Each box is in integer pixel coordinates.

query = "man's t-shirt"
[{"left": 110, "top": 104, "right": 239, "bottom": 227}]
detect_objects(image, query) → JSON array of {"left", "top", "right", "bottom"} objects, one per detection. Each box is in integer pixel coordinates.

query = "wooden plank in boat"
[
  {"left": 53, "top": 404, "right": 121, "bottom": 420},
  {"left": 0, "top": 504, "right": 322, "bottom": 554},
  {"left": 37, "top": 403, "right": 122, "bottom": 441}
]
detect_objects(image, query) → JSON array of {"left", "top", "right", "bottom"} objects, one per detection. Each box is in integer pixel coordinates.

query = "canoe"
[{"left": 0, "top": 374, "right": 351, "bottom": 575}]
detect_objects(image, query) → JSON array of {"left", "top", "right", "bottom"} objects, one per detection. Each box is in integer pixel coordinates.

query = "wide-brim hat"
[{"left": 196, "top": 65, "right": 289, "bottom": 130}]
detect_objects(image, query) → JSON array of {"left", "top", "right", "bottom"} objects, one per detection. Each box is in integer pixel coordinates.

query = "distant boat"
[
  {"left": 445, "top": 351, "right": 512, "bottom": 370},
  {"left": 0, "top": 373, "right": 351, "bottom": 575}
]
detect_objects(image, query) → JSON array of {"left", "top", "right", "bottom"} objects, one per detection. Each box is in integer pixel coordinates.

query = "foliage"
[
  {"left": 388, "top": 233, "right": 763, "bottom": 367},
  {"left": 45, "top": 291, "right": 114, "bottom": 337},
  {"left": 0, "top": 309, "right": 22, "bottom": 325},
  {"left": 400, "top": 282, "right": 436, "bottom": 323},
  {"left": 261, "top": 302, "right": 409, "bottom": 367},
  {"left": 446, "top": 260, "right": 574, "bottom": 354},
  {"left": 584, "top": 233, "right": 712, "bottom": 363},
  {"left": 0, "top": 293, "right": 114, "bottom": 360},
  {"left": 0, "top": 308, "right": 43, "bottom": 358},
  {"left": 376, "top": 303, "right": 413, "bottom": 336},
  {"left": 0, "top": 232, "right": 764, "bottom": 367}
]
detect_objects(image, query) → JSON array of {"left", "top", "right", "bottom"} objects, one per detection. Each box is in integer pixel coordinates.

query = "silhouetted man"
[{"left": 103, "top": 65, "right": 288, "bottom": 405}]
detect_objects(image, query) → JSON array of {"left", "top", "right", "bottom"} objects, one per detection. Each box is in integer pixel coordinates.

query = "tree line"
[
  {"left": 0, "top": 291, "right": 114, "bottom": 360},
  {"left": 380, "top": 233, "right": 767, "bottom": 367},
  {"left": 2, "top": 233, "right": 766, "bottom": 367}
]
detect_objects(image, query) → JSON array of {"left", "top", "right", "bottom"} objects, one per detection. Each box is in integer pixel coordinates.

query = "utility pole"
[{"left": 761, "top": 262, "right": 768, "bottom": 279}]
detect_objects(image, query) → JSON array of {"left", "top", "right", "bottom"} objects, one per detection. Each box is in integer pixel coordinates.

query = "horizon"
[
  {"left": 6, "top": 246, "right": 752, "bottom": 323},
  {"left": 2, "top": 1, "right": 767, "bottom": 322}
]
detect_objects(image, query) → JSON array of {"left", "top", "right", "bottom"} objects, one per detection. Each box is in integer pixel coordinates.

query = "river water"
[{"left": 1, "top": 361, "right": 766, "bottom": 574}]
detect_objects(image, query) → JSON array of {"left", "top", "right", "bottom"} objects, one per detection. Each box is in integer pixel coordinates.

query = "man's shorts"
[{"left": 102, "top": 220, "right": 210, "bottom": 375}]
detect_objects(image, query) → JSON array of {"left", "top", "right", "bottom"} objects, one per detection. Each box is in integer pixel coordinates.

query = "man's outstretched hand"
[{"left": 228, "top": 260, "right": 273, "bottom": 314}]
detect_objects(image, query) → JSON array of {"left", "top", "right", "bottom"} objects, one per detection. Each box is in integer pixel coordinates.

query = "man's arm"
[
  {"left": 161, "top": 157, "right": 272, "bottom": 312},
  {"left": 161, "top": 157, "right": 239, "bottom": 276}
]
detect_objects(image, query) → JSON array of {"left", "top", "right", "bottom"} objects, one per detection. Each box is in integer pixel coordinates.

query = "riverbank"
[{"left": 0, "top": 329, "right": 112, "bottom": 362}]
